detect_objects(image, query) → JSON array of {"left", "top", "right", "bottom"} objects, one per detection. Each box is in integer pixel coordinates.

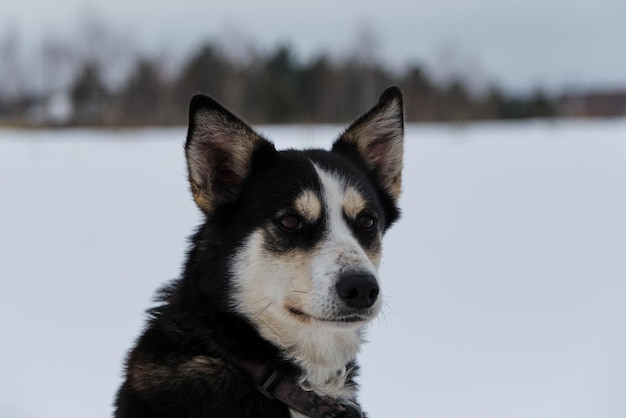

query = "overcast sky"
[{"left": 3, "top": 0, "right": 625, "bottom": 92}]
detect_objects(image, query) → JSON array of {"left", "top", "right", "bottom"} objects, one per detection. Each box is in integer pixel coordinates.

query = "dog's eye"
[
  {"left": 277, "top": 214, "right": 303, "bottom": 232},
  {"left": 356, "top": 214, "right": 376, "bottom": 230}
]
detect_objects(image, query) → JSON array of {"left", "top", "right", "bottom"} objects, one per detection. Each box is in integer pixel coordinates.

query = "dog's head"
[{"left": 185, "top": 88, "right": 403, "bottom": 347}]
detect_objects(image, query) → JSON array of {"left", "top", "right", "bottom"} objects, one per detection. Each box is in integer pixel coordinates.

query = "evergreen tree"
[{"left": 70, "top": 62, "right": 108, "bottom": 124}]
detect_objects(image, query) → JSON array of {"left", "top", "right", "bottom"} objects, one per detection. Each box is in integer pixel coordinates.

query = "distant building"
[
  {"left": 26, "top": 90, "right": 74, "bottom": 125},
  {"left": 559, "top": 90, "right": 626, "bottom": 117}
]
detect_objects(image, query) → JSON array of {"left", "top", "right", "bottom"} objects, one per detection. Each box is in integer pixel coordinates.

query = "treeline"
[{"left": 1, "top": 41, "right": 557, "bottom": 126}]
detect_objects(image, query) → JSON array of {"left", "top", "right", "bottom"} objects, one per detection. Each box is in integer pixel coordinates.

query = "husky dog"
[{"left": 114, "top": 87, "right": 404, "bottom": 418}]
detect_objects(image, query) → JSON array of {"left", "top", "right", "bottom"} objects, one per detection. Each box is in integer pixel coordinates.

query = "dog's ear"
[
  {"left": 333, "top": 87, "right": 404, "bottom": 204},
  {"left": 185, "top": 95, "right": 271, "bottom": 215}
]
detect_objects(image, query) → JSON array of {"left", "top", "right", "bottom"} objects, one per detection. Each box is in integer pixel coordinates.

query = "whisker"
[
  {"left": 381, "top": 300, "right": 397, "bottom": 316},
  {"left": 254, "top": 304, "right": 272, "bottom": 318},
  {"left": 376, "top": 307, "right": 389, "bottom": 327},
  {"left": 250, "top": 299, "right": 273, "bottom": 318},
  {"left": 382, "top": 293, "right": 400, "bottom": 303},
  {"left": 373, "top": 298, "right": 398, "bottom": 328}
]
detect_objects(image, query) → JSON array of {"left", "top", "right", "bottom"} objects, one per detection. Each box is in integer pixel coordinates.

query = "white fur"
[
  {"left": 229, "top": 164, "right": 383, "bottom": 405},
  {"left": 311, "top": 165, "right": 381, "bottom": 288}
]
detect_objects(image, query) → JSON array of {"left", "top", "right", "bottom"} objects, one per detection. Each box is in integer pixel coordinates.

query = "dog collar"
[{"left": 232, "top": 358, "right": 364, "bottom": 418}]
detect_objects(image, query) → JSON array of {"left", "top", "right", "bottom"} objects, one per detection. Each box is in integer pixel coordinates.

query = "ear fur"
[
  {"left": 333, "top": 87, "right": 404, "bottom": 204},
  {"left": 185, "top": 95, "right": 271, "bottom": 215}
]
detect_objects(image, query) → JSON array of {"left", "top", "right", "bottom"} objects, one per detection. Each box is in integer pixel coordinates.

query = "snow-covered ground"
[{"left": 1, "top": 120, "right": 625, "bottom": 418}]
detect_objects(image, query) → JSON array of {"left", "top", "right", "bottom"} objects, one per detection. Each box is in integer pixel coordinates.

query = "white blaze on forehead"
[{"left": 312, "top": 164, "right": 379, "bottom": 277}]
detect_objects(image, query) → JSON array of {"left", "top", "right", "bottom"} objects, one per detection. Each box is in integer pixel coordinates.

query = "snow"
[{"left": 1, "top": 120, "right": 625, "bottom": 418}]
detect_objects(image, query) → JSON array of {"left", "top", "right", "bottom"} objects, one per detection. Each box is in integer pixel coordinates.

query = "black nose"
[{"left": 336, "top": 273, "right": 379, "bottom": 309}]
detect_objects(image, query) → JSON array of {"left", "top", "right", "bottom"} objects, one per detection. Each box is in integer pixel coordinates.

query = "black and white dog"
[{"left": 115, "top": 87, "right": 404, "bottom": 418}]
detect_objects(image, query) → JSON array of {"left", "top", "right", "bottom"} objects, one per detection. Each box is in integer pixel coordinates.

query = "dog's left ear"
[{"left": 333, "top": 87, "right": 404, "bottom": 204}]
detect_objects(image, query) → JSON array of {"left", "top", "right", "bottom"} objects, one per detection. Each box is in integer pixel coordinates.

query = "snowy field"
[{"left": 1, "top": 120, "right": 625, "bottom": 418}]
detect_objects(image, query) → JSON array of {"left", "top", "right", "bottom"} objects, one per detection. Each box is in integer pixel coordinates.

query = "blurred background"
[
  {"left": 1, "top": 0, "right": 626, "bottom": 126},
  {"left": 1, "top": 1, "right": 625, "bottom": 418}
]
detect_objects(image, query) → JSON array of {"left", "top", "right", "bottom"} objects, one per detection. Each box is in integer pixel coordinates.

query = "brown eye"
[
  {"left": 278, "top": 215, "right": 303, "bottom": 231},
  {"left": 357, "top": 214, "right": 376, "bottom": 230}
]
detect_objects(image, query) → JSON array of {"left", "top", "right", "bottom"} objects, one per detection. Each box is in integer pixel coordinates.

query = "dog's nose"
[{"left": 336, "top": 273, "right": 379, "bottom": 309}]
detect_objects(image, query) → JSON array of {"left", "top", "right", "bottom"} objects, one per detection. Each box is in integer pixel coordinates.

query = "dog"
[{"left": 114, "top": 87, "right": 404, "bottom": 418}]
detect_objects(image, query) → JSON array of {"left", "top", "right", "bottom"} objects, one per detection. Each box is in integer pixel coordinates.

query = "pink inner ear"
[
  {"left": 207, "top": 147, "right": 245, "bottom": 188},
  {"left": 215, "top": 164, "right": 243, "bottom": 188},
  {"left": 364, "top": 134, "right": 394, "bottom": 167}
]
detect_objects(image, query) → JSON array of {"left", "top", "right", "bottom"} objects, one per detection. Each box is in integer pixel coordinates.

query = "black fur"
[{"left": 114, "top": 88, "right": 403, "bottom": 418}]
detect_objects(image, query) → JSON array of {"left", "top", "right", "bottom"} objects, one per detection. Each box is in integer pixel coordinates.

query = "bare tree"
[
  {"left": 0, "top": 25, "right": 23, "bottom": 99},
  {"left": 74, "top": 8, "right": 137, "bottom": 90},
  {"left": 41, "top": 33, "right": 77, "bottom": 96}
]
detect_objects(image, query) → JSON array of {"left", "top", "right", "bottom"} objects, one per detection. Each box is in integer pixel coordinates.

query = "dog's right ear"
[{"left": 185, "top": 95, "right": 271, "bottom": 215}]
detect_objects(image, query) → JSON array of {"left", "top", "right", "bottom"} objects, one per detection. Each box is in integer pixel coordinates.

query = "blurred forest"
[{"left": 1, "top": 20, "right": 624, "bottom": 127}]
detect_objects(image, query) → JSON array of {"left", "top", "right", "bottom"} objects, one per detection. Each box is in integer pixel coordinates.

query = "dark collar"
[{"left": 232, "top": 357, "right": 364, "bottom": 418}]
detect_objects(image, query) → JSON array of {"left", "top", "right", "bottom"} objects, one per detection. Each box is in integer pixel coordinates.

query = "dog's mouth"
[{"left": 287, "top": 306, "right": 370, "bottom": 325}]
